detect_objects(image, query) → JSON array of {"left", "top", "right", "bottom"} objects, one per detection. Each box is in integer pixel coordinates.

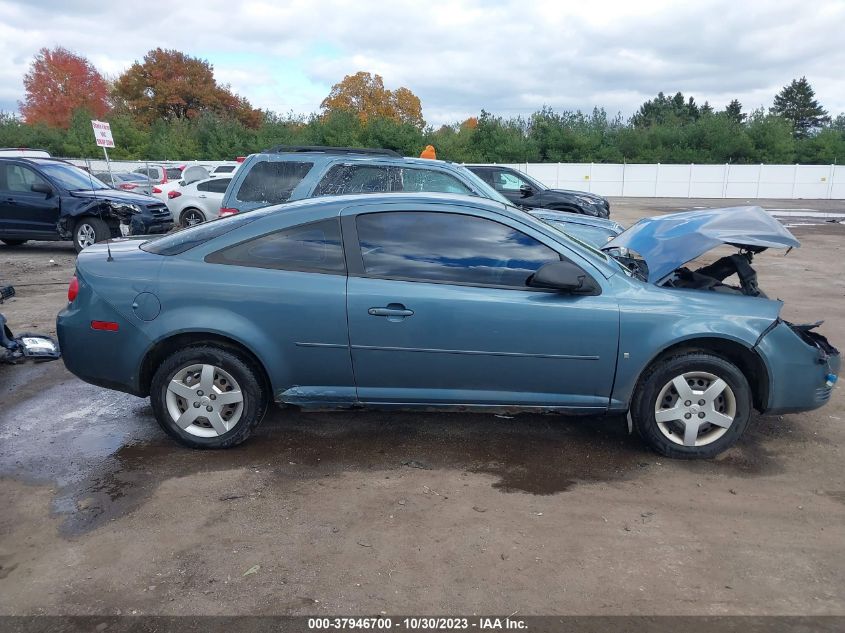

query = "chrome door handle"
[
  {"left": 198, "top": 195, "right": 207, "bottom": 198},
  {"left": 368, "top": 306, "right": 414, "bottom": 317}
]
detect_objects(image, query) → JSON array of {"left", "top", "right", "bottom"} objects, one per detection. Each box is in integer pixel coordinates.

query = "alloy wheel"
[
  {"left": 182, "top": 210, "right": 205, "bottom": 227},
  {"left": 654, "top": 371, "right": 736, "bottom": 447},
  {"left": 76, "top": 223, "right": 97, "bottom": 249}
]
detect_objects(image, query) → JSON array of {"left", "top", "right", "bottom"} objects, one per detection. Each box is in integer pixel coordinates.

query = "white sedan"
[{"left": 165, "top": 177, "right": 232, "bottom": 226}]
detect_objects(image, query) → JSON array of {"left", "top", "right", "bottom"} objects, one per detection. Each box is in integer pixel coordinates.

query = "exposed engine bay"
[{"left": 662, "top": 248, "right": 767, "bottom": 297}]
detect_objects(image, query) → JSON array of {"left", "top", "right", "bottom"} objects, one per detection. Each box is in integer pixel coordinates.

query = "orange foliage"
[
  {"left": 321, "top": 72, "right": 424, "bottom": 129},
  {"left": 20, "top": 47, "right": 110, "bottom": 129}
]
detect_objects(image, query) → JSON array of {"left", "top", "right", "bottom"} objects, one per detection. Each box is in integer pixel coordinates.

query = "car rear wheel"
[
  {"left": 180, "top": 208, "right": 206, "bottom": 227},
  {"left": 631, "top": 351, "right": 752, "bottom": 459},
  {"left": 150, "top": 345, "right": 268, "bottom": 449},
  {"left": 73, "top": 217, "right": 110, "bottom": 252},
  {"left": 1, "top": 239, "right": 27, "bottom": 246}
]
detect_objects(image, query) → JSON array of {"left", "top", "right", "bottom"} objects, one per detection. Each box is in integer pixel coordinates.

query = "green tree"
[
  {"left": 724, "top": 99, "right": 746, "bottom": 124},
  {"left": 770, "top": 77, "right": 830, "bottom": 138}
]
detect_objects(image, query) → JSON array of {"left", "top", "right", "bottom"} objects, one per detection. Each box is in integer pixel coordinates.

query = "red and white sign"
[{"left": 91, "top": 120, "right": 115, "bottom": 148}]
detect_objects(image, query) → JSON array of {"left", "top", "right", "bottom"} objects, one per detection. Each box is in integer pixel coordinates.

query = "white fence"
[
  {"left": 494, "top": 163, "right": 845, "bottom": 199},
  {"left": 63, "top": 157, "right": 845, "bottom": 199}
]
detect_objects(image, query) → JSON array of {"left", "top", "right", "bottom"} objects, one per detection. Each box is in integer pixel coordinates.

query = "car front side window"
[
  {"left": 355, "top": 211, "right": 561, "bottom": 288},
  {"left": 314, "top": 164, "right": 393, "bottom": 196},
  {"left": 397, "top": 168, "right": 473, "bottom": 194},
  {"left": 497, "top": 171, "right": 527, "bottom": 191},
  {"left": 2, "top": 164, "right": 49, "bottom": 193}
]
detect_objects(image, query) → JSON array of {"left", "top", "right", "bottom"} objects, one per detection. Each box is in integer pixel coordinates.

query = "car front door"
[
  {"left": 343, "top": 203, "right": 620, "bottom": 410},
  {"left": 0, "top": 163, "right": 60, "bottom": 237}
]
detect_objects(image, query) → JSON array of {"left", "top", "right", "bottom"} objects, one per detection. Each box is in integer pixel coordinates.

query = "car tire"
[
  {"left": 150, "top": 345, "right": 268, "bottom": 449},
  {"left": 73, "top": 217, "right": 111, "bottom": 252},
  {"left": 179, "top": 207, "right": 206, "bottom": 227},
  {"left": 631, "top": 351, "right": 752, "bottom": 459},
  {"left": 1, "top": 239, "right": 27, "bottom": 246}
]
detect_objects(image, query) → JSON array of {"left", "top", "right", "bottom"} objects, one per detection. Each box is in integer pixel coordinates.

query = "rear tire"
[
  {"left": 150, "top": 345, "right": 268, "bottom": 449},
  {"left": 1, "top": 239, "right": 27, "bottom": 246},
  {"left": 73, "top": 217, "right": 111, "bottom": 252},
  {"left": 179, "top": 207, "right": 206, "bottom": 227},
  {"left": 631, "top": 351, "right": 752, "bottom": 459}
]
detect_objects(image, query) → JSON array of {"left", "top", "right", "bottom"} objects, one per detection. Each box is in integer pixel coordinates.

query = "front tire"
[
  {"left": 1, "top": 239, "right": 27, "bottom": 246},
  {"left": 631, "top": 351, "right": 752, "bottom": 459},
  {"left": 73, "top": 217, "right": 111, "bottom": 252},
  {"left": 150, "top": 345, "right": 267, "bottom": 449}
]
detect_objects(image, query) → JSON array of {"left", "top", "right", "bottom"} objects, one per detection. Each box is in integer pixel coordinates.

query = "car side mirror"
[
  {"left": 31, "top": 183, "right": 53, "bottom": 196},
  {"left": 528, "top": 260, "right": 599, "bottom": 294},
  {"left": 519, "top": 184, "right": 534, "bottom": 197}
]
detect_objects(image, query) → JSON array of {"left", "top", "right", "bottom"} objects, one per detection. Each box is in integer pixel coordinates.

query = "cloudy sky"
[{"left": 1, "top": 0, "right": 843, "bottom": 126}]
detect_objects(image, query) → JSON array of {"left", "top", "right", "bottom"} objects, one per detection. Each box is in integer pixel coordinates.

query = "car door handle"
[
  {"left": 368, "top": 306, "right": 414, "bottom": 317},
  {"left": 198, "top": 195, "right": 207, "bottom": 198}
]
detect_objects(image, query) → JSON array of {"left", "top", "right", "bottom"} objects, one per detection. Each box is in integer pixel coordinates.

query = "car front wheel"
[
  {"left": 150, "top": 345, "right": 268, "bottom": 449},
  {"left": 631, "top": 351, "right": 752, "bottom": 459},
  {"left": 73, "top": 217, "right": 110, "bottom": 251}
]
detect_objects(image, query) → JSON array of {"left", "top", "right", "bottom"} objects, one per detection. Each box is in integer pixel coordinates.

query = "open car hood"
[{"left": 603, "top": 206, "right": 800, "bottom": 283}]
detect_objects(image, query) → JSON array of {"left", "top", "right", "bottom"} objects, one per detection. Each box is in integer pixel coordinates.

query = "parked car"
[
  {"left": 1, "top": 283, "right": 61, "bottom": 364},
  {"left": 0, "top": 157, "right": 173, "bottom": 251},
  {"left": 152, "top": 165, "right": 212, "bottom": 203},
  {"left": 167, "top": 177, "right": 231, "bottom": 226},
  {"left": 93, "top": 171, "right": 154, "bottom": 195},
  {"left": 218, "top": 145, "right": 511, "bottom": 216},
  {"left": 210, "top": 163, "right": 238, "bottom": 176},
  {"left": 134, "top": 164, "right": 183, "bottom": 185},
  {"left": 467, "top": 165, "right": 610, "bottom": 218},
  {"left": 530, "top": 209, "right": 623, "bottom": 247},
  {"left": 0, "top": 148, "right": 51, "bottom": 158},
  {"left": 57, "top": 194, "right": 838, "bottom": 458}
]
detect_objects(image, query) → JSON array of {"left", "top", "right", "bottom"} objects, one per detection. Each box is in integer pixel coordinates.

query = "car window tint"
[
  {"left": 198, "top": 178, "right": 231, "bottom": 193},
  {"left": 496, "top": 170, "right": 527, "bottom": 191},
  {"left": 356, "top": 212, "right": 560, "bottom": 288},
  {"left": 207, "top": 219, "right": 345, "bottom": 273},
  {"left": 236, "top": 160, "right": 313, "bottom": 204},
  {"left": 2, "top": 164, "right": 48, "bottom": 192},
  {"left": 166, "top": 168, "right": 183, "bottom": 179},
  {"left": 313, "top": 164, "right": 394, "bottom": 196},
  {"left": 214, "top": 165, "right": 235, "bottom": 173},
  {"left": 397, "top": 168, "right": 472, "bottom": 194}
]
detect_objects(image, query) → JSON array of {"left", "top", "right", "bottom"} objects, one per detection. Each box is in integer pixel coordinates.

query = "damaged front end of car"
[{"left": 0, "top": 285, "right": 61, "bottom": 365}]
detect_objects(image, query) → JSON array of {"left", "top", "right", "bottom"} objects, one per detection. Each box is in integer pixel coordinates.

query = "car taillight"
[
  {"left": 168, "top": 190, "right": 182, "bottom": 199},
  {"left": 235, "top": 156, "right": 246, "bottom": 163},
  {"left": 119, "top": 183, "right": 137, "bottom": 190},
  {"left": 220, "top": 207, "right": 238, "bottom": 216},
  {"left": 68, "top": 276, "right": 79, "bottom": 302},
  {"left": 152, "top": 186, "right": 162, "bottom": 194}
]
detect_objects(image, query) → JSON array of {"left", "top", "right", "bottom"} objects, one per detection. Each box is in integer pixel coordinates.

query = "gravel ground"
[{"left": 0, "top": 197, "right": 843, "bottom": 616}]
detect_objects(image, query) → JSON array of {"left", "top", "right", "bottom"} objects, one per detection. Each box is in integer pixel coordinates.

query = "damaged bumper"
[{"left": 755, "top": 320, "right": 840, "bottom": 414}]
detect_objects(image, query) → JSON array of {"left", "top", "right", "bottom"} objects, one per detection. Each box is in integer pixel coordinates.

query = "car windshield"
[
  {"left": 453, "top": 165, "right": 511, "bottom": 205},
  {"left": 38, "top": 162, "right": 110, "bottom": 191}
]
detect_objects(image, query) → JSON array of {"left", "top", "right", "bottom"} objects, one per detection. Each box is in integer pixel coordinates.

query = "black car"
[
  {"left": 0, "top": 158, "right": 173, "bottom": 251},
  {"left": 467, "top": 165, "right": 610, "bottom": 218}
]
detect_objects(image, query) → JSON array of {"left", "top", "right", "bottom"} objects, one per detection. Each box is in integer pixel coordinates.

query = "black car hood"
[
  {"left": 548, "top": 189, "right": 605, "bottom": 201},
  {"left": 70, "top": 189, "right": 155, "bottom": 205}
]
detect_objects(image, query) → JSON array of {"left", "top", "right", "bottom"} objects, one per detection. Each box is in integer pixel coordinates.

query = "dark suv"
[
  {"left": 467, "top": 165, "right": 610, "bottom": 218},
  {"left": 219, "top": 146, "right": 510, "bottom": 216},
  {"left": 0, "top": 158, "right": 173, "bottom": 251}
]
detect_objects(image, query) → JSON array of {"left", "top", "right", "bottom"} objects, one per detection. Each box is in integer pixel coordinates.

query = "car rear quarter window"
[
  {"left": 197, "top": 178, "right": 231, "bottom": 193},
  {"left": 235, "top": 160, "right": 313, "bottom": 205},
  {"left": 313, "top": 164, "right": 395, "bottom": 196},
  {"left": 356, "top": 211, "right": 560, "bottom": 288},
  {"left": 206, "top": 219, "right": 345, "bottom": 273},
  {"left": 397, "top": 168, "right": 472, "bottom": 194},
  {"left": 166, "top": 168, "right": 183, "bottom": 179}
]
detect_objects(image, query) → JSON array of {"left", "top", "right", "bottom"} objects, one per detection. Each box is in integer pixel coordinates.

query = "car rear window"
[
  {"left": 141, "top": 210, "right": 271, "bottom": 256},
  {"left": 166, "top": 168, "right": 183, "bottom": 179},
  {"left": 235, "top": 160, "right": 313, "bottom": 205}
]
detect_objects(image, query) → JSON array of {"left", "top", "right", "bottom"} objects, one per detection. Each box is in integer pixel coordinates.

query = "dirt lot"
[{"left": 1, "top": 197, "right": 844, "bottom": 616}]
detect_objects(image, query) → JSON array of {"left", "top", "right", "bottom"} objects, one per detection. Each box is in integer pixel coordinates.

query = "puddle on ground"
[{"left": 0, "top": 367, "right": 804, "bottom": 537}]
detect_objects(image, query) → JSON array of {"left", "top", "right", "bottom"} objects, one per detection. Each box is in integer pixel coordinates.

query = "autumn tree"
[
  {"left": 20, "top": 47, "right": 110, "bottom": 129},
  {"left": 770, "top": 77, "right": 830, "bottom": 138},
  {"left": 321, "top": 72, "right": 425, "bottom": 129},
  {"left": 113, "top": 48, "right": 261, "bottom": 128}
]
